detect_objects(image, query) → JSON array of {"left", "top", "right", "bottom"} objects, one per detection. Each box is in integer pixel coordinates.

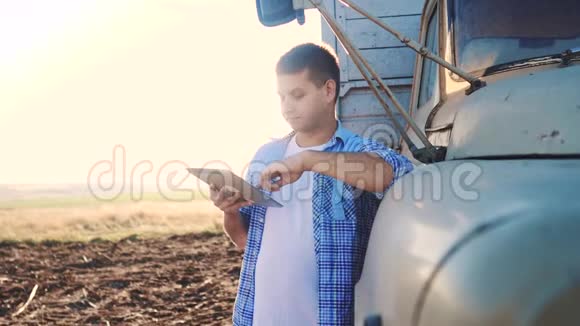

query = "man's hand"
[
  {"left": 209, "top": 184, "right": 251, "bottom": 250},
  {"left": 209, "top": 184, "right": 253, "bottom": 214},
  {"left": 260, "top": 150, "right": 396, "bottom": 194},
  {"left": 260, "top": 151, "right": 309, "bottom": 192}
]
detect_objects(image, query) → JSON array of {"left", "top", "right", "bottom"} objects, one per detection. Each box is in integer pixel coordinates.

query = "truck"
[{"left": 256, "top": 0, "right": 580, "bottom": 325}]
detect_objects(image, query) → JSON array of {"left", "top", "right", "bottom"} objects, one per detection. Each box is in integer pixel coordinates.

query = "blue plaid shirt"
[{"left": 234, "top": 122, "right": 413, "bottom": 325}]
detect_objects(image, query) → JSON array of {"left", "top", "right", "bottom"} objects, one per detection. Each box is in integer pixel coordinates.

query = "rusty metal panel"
[
  {"left": 339, "top": 86, "right": 412, "bottom": 149},
  {"left": 345, "top": 15, "right": 421, "bottom": 50},
  {"left": 346, "top": 47, "right": 416, "bottom": 81},
  {"left": 321, "top": 0, "right": 423, "bottom": 147},
  {"left": 345, "top": 0, "right": 423, "bottom": 19}
]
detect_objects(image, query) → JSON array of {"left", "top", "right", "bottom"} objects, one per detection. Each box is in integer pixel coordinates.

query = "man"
[{"left": 210, "top": 43, "right": 413, "bottom": 325}]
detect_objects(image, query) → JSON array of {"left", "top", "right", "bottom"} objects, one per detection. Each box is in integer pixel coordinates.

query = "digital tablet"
[{"left": 187, "top": 168, "right": 283, "bottom": 208}]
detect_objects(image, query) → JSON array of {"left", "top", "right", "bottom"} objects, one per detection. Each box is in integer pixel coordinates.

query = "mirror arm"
[
  {"left": 335, "top": 0, "right": 486, "bottom": 95},
  {"left": 312, "top": 0, "right": 446, "bottom": 163}
]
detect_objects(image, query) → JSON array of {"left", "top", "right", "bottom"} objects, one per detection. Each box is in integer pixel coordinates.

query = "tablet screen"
[{"left": 187, "top": 168, "right": 283, "bottom": 207}]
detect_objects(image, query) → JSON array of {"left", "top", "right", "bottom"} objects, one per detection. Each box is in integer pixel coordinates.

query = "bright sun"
[{"left": 0, "top": 0, "right": 322, "bottom": 185}]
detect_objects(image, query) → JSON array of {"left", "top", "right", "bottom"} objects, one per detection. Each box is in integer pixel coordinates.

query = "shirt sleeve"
[
  {"left": 239, "top": 205, "right": 251, "bottom": 231},
  {"left": 238, "top": 168, "right": 254, "bottom": 231},
  {"left": 359, "top": 137, "right": 414, "bottom": 199},
  {"left": 238, "top": 153, "right": 265, "bottom": 230}
]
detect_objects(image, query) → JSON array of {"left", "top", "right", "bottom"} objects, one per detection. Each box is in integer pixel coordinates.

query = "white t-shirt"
[{"left": 253, "top": 134, "right": 326, "bottom": 326}]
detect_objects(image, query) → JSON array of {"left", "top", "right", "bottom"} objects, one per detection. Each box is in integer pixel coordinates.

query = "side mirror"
[{"left": 256, "top": 0, "right": 306, "bottom": 27}]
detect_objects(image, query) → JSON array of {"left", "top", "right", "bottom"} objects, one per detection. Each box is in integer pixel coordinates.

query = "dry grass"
[{"left": 0, "top": 196, "right": 223, "bottom": 242}]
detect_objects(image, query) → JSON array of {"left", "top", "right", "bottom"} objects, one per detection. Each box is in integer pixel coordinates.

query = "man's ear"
[{"left": 324, "top": 79, "right": 337, "bottom": 104}]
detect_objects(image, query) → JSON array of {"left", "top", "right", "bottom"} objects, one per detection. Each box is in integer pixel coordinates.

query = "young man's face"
[{"left": 276, "top": 69, "right": 336, "bottom": 133}]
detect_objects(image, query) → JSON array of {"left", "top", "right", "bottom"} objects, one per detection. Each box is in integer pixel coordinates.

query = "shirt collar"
[
  {"left": 278, "top": 120, "right": 352, "bottom": 150},
  {"left": 333, "top": 120, "right": 351, "bottom": 143}
]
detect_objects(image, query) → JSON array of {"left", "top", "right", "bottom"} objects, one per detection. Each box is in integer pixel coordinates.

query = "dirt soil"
[{"left": 0, "top": 233, "right": 242, "bottom": 325}]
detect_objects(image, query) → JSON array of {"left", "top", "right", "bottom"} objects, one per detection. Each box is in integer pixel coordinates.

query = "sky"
[{"left": 0, "top": 0, "right": 322, "bottom": 186}]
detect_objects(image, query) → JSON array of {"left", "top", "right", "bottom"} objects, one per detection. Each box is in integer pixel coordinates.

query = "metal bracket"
[
  {"left": 412, "top": 146, "right": 447, "bottom": 164},
  {"left": 465, "top": 79, "right": 487, "bottom": 95}
]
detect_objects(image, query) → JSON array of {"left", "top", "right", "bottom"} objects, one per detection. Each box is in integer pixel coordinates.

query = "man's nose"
[{"left": 281, "top": 103, "right": 295, "bottom": 115}]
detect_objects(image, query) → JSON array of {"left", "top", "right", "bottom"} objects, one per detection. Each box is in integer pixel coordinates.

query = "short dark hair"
[{"left": 276, "top": 43, "right": 340, "bottom": 101}]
